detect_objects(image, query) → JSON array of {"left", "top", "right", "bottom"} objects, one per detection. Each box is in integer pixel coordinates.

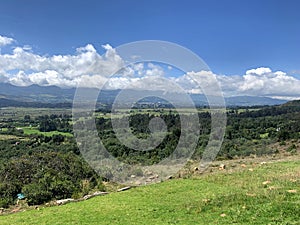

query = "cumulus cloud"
[
  {"left": 9, "top": 70, "right": 31, "bottom": 86},
  {"left": 0, "top": 35, "right": 14, "bottom": 46},
  {"left": 174, "top": 71, "right": 220, "bottom": 95},
  {"left": 245, "top": 67, "right": 272, "bottom": 76},
  {"left": 145, "top": 63, "right": 164, "bottom": 76},
  {"left": 217, "top": 67, "right": 300, "bottom": 99},
  {"left": 171, "top": 67, "right": 300, "bottom": 99},
  {"left": 0, "top": 37, "right": 299, "bottom": 100},
  {"left": 0, "top": 43, "right": 125, "bottom": 88}
]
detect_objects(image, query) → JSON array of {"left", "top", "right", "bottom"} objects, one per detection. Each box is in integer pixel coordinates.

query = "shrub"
[
  {"left": 22, "top": 183, "right": 52, "bottom": 205},
  {"left": 0, "top": 152, "right": 102, "bottom": 207}
]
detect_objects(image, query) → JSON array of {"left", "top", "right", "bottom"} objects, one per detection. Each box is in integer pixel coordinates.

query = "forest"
[{"left": 0, "top": 100, "right": 299, "bottom": 208}]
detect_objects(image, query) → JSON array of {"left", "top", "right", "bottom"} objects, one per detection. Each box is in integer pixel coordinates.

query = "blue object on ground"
[{"left": 17, "top": 193, "right": 25, "bottom": 199}]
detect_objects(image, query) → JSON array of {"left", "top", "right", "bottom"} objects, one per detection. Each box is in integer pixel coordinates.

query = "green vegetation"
[
  {"left": 0, "top": 152, "right": 103, "bottom": 207},
  {"left": 0, "top": 108, "right": 101, "bottom": 207},
  {"left": 1, "top": 159, "right": 299, "bottom": 224},
  {"left": 0, "top": 101, "right": 300, "bottom": 222},
  {"left": 21, "top": 127, "right": 73, "bottom": 137},
  {"left": 0, "top": 107, "right": 71, "bottom": 120},
  {"left": 78, "top": 102, "right": 300, "bottom": 167}
]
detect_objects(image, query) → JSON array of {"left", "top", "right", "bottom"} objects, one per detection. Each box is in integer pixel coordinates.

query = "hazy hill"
[{"left": 0, "top": 83, "right": 288, "bottom": 107}]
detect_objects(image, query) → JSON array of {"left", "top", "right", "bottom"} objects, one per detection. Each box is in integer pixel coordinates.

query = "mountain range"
[{"left": 0, "top": 83, "right": 288, "bottom": 108}]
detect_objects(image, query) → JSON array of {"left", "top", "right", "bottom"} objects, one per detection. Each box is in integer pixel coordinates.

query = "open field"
[
  {"left": 0, "top": 107, "right": 71, "bottom": 120},
  {"left": 0, "top": 134, "right": 21, "bottom": 140},
  {"left": 1, "top": 156, "right": 299, "bottom": 225},
  {"left": 21, "top": 127, "right": 73, "bottom": 137}
]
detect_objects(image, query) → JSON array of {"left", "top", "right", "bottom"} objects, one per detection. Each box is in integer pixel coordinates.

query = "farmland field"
[{"left": 21, "top": 127, "right": 73, "bottom": 137}]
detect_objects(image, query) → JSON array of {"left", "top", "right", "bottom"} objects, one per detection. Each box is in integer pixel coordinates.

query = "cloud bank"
[
  {"left": 0, "top": 35, "right": 14, "bottom": 46},
  {"left": 0, "top": 35, "right": 299, "bottom": 100}
]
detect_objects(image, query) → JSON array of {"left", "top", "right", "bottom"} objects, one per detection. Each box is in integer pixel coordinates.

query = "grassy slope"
[{"left": 1, "top": 159, "right": 300, "bottom": 225}]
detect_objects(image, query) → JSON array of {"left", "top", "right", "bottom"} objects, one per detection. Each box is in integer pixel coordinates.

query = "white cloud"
[
  {"left": 0, "top": 43, "right": 124, "bottom": 88},
  {"left": 0, "top": 37, "right": 299, "bottom": 100},
  {"left": 218, "top": 67, "right": 300, "bottom": 99},
  {"left": 134, "top": 63, "right": 144, "bottom": 75},
  {"left": 246, "top": 67, "right": 272, "bottom": 76},
  {"left": 0, "top": 72, "right": 8, "bottom": 83},
  {"left": 145, "top": 63, "right": 164, "bottom": 76},
  {"left": 0, "top": 35, "right": 14, "bottom": 46},
  {"left": 174, "top": 71, "right": 221, "bottom": 95},
  {"left": 171, "top": 68, "right": 300, "bottom": 99},
  {"left": 9, "top": 70, "right": 31, "bottom": 86}
]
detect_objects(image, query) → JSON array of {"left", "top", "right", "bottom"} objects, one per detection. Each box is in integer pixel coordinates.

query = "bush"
[
  {"left": 287, "top": 144, "right": 297, "bottom": 153},
  {"left": 22, "top": 183, "right": 52, "bottom": 205},
  {"left": 0, "top": 152, "right": 102, "bottom": 207},
  {"left": 0, "top": 198, "right": 12, "bottom": 208}
]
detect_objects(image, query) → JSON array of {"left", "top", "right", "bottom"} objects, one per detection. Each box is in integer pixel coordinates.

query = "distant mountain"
[
  {"left": 0, "top": 83, "right": 75, "bottom": 103},
  {"left": 190, "top": 94, "right": 287, "bottom": 107},
  {"left": 224, "top": 96, "right": 287, "bottom": 106},
  {"left": 0, "top": 83, "right": 289, "bottom": 107}
]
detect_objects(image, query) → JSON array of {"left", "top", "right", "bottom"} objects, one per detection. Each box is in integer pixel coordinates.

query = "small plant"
[
  {"left": 280, "top": 141, "right": 286, "bottom": 146},
  {"left": 286, "top": 144, "right": 297, "bottom": 153}
]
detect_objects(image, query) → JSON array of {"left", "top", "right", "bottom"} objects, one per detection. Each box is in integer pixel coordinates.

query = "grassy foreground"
[{"left": 1, "top": 159, "right": 299, "bottom": 225}]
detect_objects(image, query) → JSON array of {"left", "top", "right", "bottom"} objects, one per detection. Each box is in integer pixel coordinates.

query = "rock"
[
  {"left": 56, "top": 198, "right": 74, "bottom": 205},
  {"left": 117, "top": 186, "right": 131, "bottom": 192},
  {"left": 93, "top": 191, "right": 109, "bottom": 196},
  {"left": 240, "top": 164, "right": 247, "bottom": 168},
  {"left": 219, "top": 164, "right": 226, "bottom": 170},
  {"left": 262, "top": 180, "right": 271, "bottom": 185},
  {"left": 145, "top": 171, "right": 153, "bottom": 176},
  {"left": 83, "top": 194, "right": 93, "bottom": 200},
  {"left": 130, "top": 175, "right": 136, "bottom": 178},
  {"left": 148, "top": 175, "right": 159, "bottom": 180},
  {"left": 11, "top": 208, "right": 20, "bottom": 213},
  {"left": 83, "top": 191, "right": 109, "bottom": 200},
  {"left": 134, "top": 180, "right": 142, "bottom": 185}
]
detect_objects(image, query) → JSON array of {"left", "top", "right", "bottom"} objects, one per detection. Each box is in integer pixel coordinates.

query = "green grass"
[
  {"left": 1, "top": 160, "right": 300, "bottom": 225},
  {"left": 259, "top": 132, "right": 269, "bottom": 138},
  {"left": 21, "top": 127, "right": 73, "bottom": 137}
]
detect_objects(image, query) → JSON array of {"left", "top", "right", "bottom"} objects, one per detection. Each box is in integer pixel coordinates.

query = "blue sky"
[
  {"left": 1, "top": 0, "right": 300, "bottom": 74},
  {"left": 0, "top": 0, "right": 300, "bottom": 99}
]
